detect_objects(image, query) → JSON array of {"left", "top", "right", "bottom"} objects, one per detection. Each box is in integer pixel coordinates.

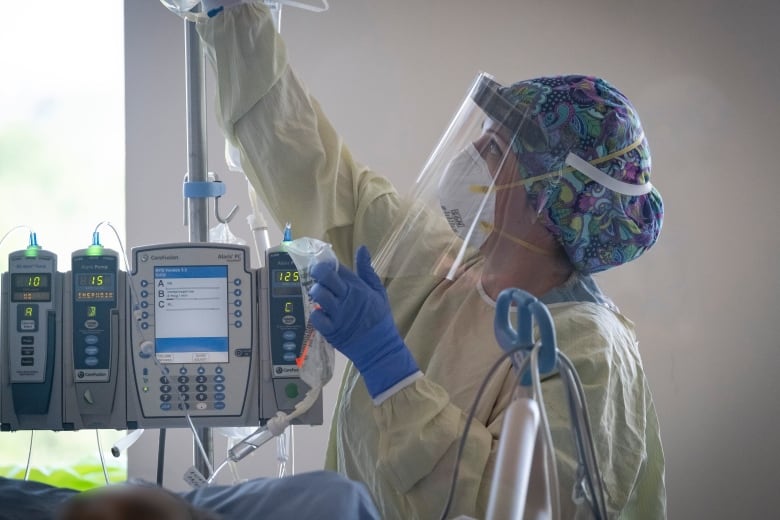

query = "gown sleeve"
[{"left": 197, "top": 3, "right": 400, "bottom": 265}]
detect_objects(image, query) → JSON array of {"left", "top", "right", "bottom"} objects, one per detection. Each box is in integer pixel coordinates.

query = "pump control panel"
[{"left": 126, "top": 243, "right": 259, "bottom": 428}]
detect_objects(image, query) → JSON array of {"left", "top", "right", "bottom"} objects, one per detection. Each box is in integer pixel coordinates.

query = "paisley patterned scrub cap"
[{"left": 474, "top": 75, "right": 664, "bottom": 274}]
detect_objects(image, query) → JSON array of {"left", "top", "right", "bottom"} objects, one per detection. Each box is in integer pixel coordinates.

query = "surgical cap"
[{"left": 476, "top": 75, "right": 664, "bottom": 274}]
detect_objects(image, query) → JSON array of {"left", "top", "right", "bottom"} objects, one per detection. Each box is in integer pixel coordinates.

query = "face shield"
[{"left": 372, "top": 73, "right": 552, "bottom": 282}]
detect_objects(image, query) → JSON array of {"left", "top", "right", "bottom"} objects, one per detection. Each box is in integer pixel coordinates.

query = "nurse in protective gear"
[{"left": 192, "top": 1, "right": 667, "bottom": 518}]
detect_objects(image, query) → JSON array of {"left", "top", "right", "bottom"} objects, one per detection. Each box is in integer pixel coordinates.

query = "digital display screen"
[
  {"left": 274, "top": 270, "right": 300, "bottom": 283},
  {"left": 153, "top": 265, "right": 229, "bottom": 364},
  {"left": 271, "top": 269, "right": 303, "bottom": 297},
  {"left": 75, "top": 273, "right": 115, "bottom": 301},
  {"left": 77, "top": 273, "right": 113, "bottom": 287},
  {"left": 11, "top": 273, "right": 52, "bottom": 302}
]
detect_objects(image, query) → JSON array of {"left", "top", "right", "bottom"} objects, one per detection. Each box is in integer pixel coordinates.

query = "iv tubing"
[
  {"left": 95, "top": 430, "right": 111, "bottom": 486},
  {"left": 24, "top": 431, "right": 34, "bottom": 480},
  {"left": 206, "top": 386, "right": 322, "bottom": 484},
  {"left": 530, "top": 345, "right": 560, "bottom": 519}
]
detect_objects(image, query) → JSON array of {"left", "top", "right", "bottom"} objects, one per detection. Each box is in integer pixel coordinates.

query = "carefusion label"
[
  {"left": 75, "top": 369, "right": 110, "bottom": 382},
  {"left": 154, "top": 265, "right": 229, "bottom": 364},
  {"left": 273, "top": 365, "right": 300, "bottom": 378}
]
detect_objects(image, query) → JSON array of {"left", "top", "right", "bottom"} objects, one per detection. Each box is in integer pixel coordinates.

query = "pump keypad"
[{"left": 156, "top": 366, "right": 229, "bottom": 412}]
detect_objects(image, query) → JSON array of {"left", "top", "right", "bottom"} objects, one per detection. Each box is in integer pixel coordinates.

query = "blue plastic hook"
[
  {"left": 494, "top": 288, "right": 536, "bottom": 351},
  {"left": 494, "top": 288, "right": 558, "bottom": 385}
]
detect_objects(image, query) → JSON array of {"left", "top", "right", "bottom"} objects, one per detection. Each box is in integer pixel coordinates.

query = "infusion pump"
[{"left": 0, "top": 242, "right": 321, "bottom": 431}]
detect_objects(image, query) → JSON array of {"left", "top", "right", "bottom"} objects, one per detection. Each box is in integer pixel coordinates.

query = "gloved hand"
[{"left": 308, "top": 245, "right": 420, "bottom": 399}]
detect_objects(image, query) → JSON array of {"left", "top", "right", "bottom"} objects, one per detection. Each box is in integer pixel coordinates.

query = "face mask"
[{"left": 438, "top": 144, "right": 495, "bottom": 249}]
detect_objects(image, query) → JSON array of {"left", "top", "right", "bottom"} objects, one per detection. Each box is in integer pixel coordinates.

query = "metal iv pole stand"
[{"left": 183, "top": 14, "right": 214, "bottom": 479}]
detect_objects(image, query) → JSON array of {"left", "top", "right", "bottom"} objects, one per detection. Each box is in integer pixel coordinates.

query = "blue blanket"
[{"left": 0, "top": 471, "right": 380, "bottom": 520}]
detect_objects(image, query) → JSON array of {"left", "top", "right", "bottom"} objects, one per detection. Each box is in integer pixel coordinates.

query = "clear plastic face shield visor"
[{"left": 373, "top": 73, "right": 551, "bottom": 282}]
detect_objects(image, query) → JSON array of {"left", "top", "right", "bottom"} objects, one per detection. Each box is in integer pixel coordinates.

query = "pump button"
[
  {"left": 285, "top": 383, "right": 299, "bottom": 399},
  {"left": 20, "top": 320, "right": 35, "bottom": 331},
  {"left": 139, "top": 341, "right": 154, "bottom": 358}
]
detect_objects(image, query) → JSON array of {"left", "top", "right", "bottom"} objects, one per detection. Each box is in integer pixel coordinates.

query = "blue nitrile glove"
[
  {"left": 201, "top": 0, "right": 252, "bottom": 17},
  {"left": 160, "top": 0, "right": 252, "bottom": 19},
  {"left": 308, "top": 245, "right": 419, "bottom": 399}
]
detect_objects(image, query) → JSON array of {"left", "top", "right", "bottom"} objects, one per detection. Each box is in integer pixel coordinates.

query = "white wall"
[{"left": 126, "top": 1, "right": 780, "bottom": 517}]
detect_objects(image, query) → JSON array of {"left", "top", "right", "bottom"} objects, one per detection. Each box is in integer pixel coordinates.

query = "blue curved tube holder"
[{"left": 494, "top": 288, "right": 558, "bottom": 385}]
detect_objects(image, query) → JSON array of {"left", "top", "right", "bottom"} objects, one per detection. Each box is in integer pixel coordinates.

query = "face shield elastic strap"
[
  {"left": 468, "top": 133, "right": 650, "bottom": 197},
  {"left": 464, "top": 147, "right": 557, "bottom": 257},
  {"left": 479, "top": 221, "right": 557, "bottom": 256},
  {"left": 445, "top": 217, "right": 558, "bottom": 280}
]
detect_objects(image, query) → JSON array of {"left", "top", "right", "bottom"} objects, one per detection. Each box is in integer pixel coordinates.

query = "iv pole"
[
  {"left": 183, "top": 14, "right": 214, "bottom": 479},
  {"left": 177, "top": 0, "right": 325, "bottom": 483}
]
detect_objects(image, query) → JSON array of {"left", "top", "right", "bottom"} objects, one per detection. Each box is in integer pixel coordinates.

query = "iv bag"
[
  {"left": 283, "top": 237, "right": 337, "bottom": 388},
  {"left": 160, "top": 0, "right": 200, "bottom": 16},
  {"left": 209, "top": 222, "right": 246, "bottom": 245}
]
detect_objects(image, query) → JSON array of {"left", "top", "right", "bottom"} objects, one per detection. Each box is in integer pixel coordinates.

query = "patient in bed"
[
  {"left": 0, "top": 470, "right": 380, "bottom": 520},
  {"left": 56, "top": 481, "right": 221, "bottom": 520}
]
